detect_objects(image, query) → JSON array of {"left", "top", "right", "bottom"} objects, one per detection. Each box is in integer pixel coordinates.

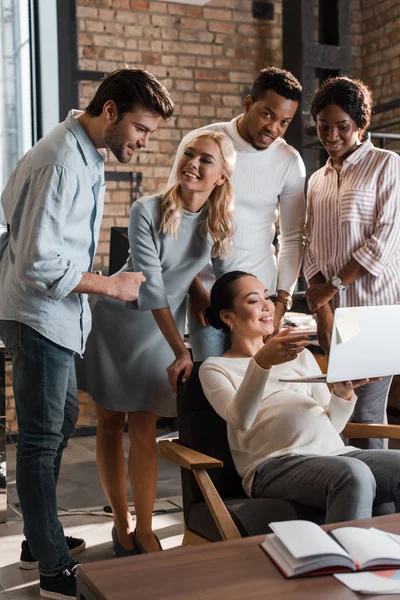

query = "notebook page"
[
  {"left": 262, "top": 534, "right": 354, "bottom": 577},
  {"left": 332, "top": 528, "right": 400, "bottom": 567},
  {"left": 270, "top": 521, "right": 350, "bottom": 560},
  {"left": 335, "top": 571, "right": 400, "bottom": 594},
  {"left": 389, "top": 533, "right": 400, "bottom": 545}
]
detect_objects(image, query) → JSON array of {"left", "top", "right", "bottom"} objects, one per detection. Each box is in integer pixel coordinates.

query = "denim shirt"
[{"left": 0, "top": 110, "right": 106, "bottom": 354}]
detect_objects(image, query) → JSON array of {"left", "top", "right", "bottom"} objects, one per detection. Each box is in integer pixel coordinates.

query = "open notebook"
[{"left": 260, "top": 520, "right": 400, "bottom": 578}]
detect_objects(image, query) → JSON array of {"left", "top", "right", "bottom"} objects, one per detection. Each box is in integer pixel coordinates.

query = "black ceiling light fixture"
[{"left": 252, "top": 0, "right": 274, "bottom": 20}]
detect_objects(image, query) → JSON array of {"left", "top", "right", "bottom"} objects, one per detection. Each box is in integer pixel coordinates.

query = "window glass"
[{"left": 0, "top": 0, "right": 32, "bottom": 231}]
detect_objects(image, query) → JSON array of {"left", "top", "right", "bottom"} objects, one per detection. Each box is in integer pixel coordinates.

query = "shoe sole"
[
  {"left": 39, "top": 588, "right": 76, "bottom": 600},
  {"left": 19, "top": 542, "right": 86, "bottom": 570}
]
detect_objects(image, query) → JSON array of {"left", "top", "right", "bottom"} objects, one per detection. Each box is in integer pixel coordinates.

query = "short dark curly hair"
[
  {"left": 250, "top": 67, "right": 302, "bottom": 103},
  {"left": 310, "top": 76, "right": 373, "bottom": 133},
  {"left": 86, "top": 67, "right": 174, "bottom": 121}
]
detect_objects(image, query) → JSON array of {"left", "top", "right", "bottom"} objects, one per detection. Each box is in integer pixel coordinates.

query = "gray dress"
[{"left": 80, "top": 194, "right": 231, "bottom": 416}]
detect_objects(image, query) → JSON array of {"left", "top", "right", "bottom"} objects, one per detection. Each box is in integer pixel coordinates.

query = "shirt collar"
[
  {"left": 65, "top": 110, "right": 106, "bottom": 168},
  {"left": 324, "top": 139, "right": 374, "bottom": 175}
]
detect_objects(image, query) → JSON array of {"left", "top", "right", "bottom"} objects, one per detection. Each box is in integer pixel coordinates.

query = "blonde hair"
[{"left": 159, "top": 131, "right": 236, "bottom": 258}]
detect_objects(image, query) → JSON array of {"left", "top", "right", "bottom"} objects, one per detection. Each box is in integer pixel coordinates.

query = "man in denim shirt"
[{"left": 0, "top": 68, "right": 173, "bottom": 599}]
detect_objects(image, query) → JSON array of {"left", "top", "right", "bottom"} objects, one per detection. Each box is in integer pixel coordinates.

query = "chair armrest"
[
  {"left": 160, "top": 440, "right": 240, "bottom": 541},
  {"left": 159, "top": 440, "right": 223, "bottom": 470},
  {"left": 343, "top": 423, "right": 400, "bottom": 439}
]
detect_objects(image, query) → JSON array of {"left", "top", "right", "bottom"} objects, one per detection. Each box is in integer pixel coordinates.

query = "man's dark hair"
[
  {"left": 205, "top": 271, "right": 255, "bottom": 332},
  {"left": 86, "top": 67, "right": 174, "bottom": 120},
  {"left": 310, "top": 76, "right": 373, "bottom": 133},
  {"left": 250, "top": 67, "right": 302, "bottom": 103}
]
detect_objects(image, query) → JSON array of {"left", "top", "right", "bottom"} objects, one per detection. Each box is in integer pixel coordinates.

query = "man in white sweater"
[{"left": 169, "top": 67, "right": 306, "bottom": 360}]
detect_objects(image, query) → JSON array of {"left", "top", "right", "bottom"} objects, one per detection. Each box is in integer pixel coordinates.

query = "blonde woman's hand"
[
  {"left": 167, "top": 351, "right": 193, "bottom": 396},
  {"left": 254, "top": 328, "right": 309, "bottom": 370}
]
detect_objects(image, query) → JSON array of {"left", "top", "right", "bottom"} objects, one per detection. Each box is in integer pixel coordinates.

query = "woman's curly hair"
[{"left": 310, "top": 76, "right": 373, "bottom": 135}]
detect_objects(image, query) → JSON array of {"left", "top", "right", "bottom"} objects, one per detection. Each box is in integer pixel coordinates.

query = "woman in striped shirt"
[{"left": 304, "top": 77, "right": 400, "bottom": 449}]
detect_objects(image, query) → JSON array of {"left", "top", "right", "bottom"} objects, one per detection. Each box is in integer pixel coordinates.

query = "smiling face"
[
  {"left": 221, "top": 276, "right": 275, "bottom": 338},
  {"left": 104, "top": 103, "right": 161, "bottom": 163},
  {"left": 239, "top": 89, "right": 298, "bottom": 151},
  {"left": 316, "top": 104, "right": 360, "bottom": 162},
  {"left": 176, "top": 136, "right": 226, "bottom": 194}
]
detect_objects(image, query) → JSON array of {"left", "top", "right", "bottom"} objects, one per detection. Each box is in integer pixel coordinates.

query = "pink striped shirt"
[{"left": 304, "top": 140, "right": 400, "bottom": 308}]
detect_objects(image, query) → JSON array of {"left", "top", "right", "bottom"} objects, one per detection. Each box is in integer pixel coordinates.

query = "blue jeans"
[
  {"left": 0, "top": 320, "right": 78, "bottom": 575},
  {"left": 252, "top": 450, "right": 400, "bottom": 524},
  {"left": 188, "top": 315, "right": 230, "bottom": 361}
]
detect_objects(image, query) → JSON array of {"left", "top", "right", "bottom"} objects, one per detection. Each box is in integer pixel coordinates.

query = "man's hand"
[
  {"left": 73, "top": 270, "right": 145, "bottom": 300},
  {"left": 109, "top": 272, "right": 146, "bottom": 302},
  {"left": 272, "top": 301, "right": 286, "bottom": 335},
  {"left": 333, "top": 377, "right": 382, "bottom": 401},
  {"left": 188, "top": 278, "right": 210, "bottom": 327},
  {"left": 167, "top": 350, "right": 193, "bottom": 396},
  {"left": 306, "top": 282, "right": 336, "bottom": 313}
]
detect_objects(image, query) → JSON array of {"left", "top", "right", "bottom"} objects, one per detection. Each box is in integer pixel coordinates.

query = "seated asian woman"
[{"left": 199, "top": 271, "right": 400, "bottom": 524}]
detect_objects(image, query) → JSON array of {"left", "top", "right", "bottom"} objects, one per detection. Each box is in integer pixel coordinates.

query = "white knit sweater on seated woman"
[{"left": 199, "top": 349, "right": 358, "bottom": 497}]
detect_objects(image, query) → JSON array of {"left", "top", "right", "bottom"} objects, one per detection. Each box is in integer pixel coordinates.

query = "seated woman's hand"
[
  {"left": 167, "top": 351, "right": 193, "bottom": 396},
  {"left": 333, "top": 377, "right": 383, "bottom": 401},
  {"left": 254, "top": 328, "right": 309, "bottom": 370}
]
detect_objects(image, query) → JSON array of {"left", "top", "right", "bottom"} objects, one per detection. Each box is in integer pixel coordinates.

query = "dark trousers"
[{"left": 253, "top": 450, "right": 400, "bottom": 524}]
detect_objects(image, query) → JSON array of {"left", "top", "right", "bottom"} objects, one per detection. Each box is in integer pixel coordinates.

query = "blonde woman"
[{"left": 83, "top": 131, "right": 236, "bottom": 556}]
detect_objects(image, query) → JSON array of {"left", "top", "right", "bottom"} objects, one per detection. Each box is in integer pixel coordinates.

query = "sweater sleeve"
[
  {"left": 128, "top": 199, "right": 169, "bottom": 311},
  {"left": 327, "top": 392, "right": 357, "bottom": 432},
  {"left": 276, "top": 152, "right": 306, "bottom": 294},
  {"left": 199, "top": 358, "right": 270, "bottom": 431}
]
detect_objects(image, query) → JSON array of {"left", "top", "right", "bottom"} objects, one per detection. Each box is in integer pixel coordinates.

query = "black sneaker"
[
  {"left": 40, "top": 564, "right": 79, "bottom": 600},
  {"left": 20, "top": 537, "right": 86, "bottom": 570}
]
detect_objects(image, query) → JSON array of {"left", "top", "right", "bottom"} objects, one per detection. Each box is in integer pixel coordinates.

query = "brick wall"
[
  {"left": 350, "top": 0, "right": 363, "bottom": 78},
  {"left": 351, "top": 0, "right": 400, "bottom": 139}
]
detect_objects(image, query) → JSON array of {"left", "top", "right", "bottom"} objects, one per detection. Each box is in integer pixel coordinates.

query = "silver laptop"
[{"left": 279, "top": 305, "right": 400, "bottom": 384}]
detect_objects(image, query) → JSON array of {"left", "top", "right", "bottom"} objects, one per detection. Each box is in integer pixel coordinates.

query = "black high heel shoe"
[
  {"left": 111, "top": 526, "right": 139, "bottom": 558},
  {"left": 133, "top": 530, "right": 163, "bottom": 554}
]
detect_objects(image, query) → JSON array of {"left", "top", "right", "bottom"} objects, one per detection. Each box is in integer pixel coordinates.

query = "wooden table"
[{"left": 77, "top": 513, "right": 400, "bottom": 600}]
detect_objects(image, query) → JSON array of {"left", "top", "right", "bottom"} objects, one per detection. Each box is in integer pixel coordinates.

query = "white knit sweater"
[
  {"left": 199, "top": 350, "right": 358, "bottom": 497},
  {"left": 169, "top": 116, "right": 306, "bottom": 294}
]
